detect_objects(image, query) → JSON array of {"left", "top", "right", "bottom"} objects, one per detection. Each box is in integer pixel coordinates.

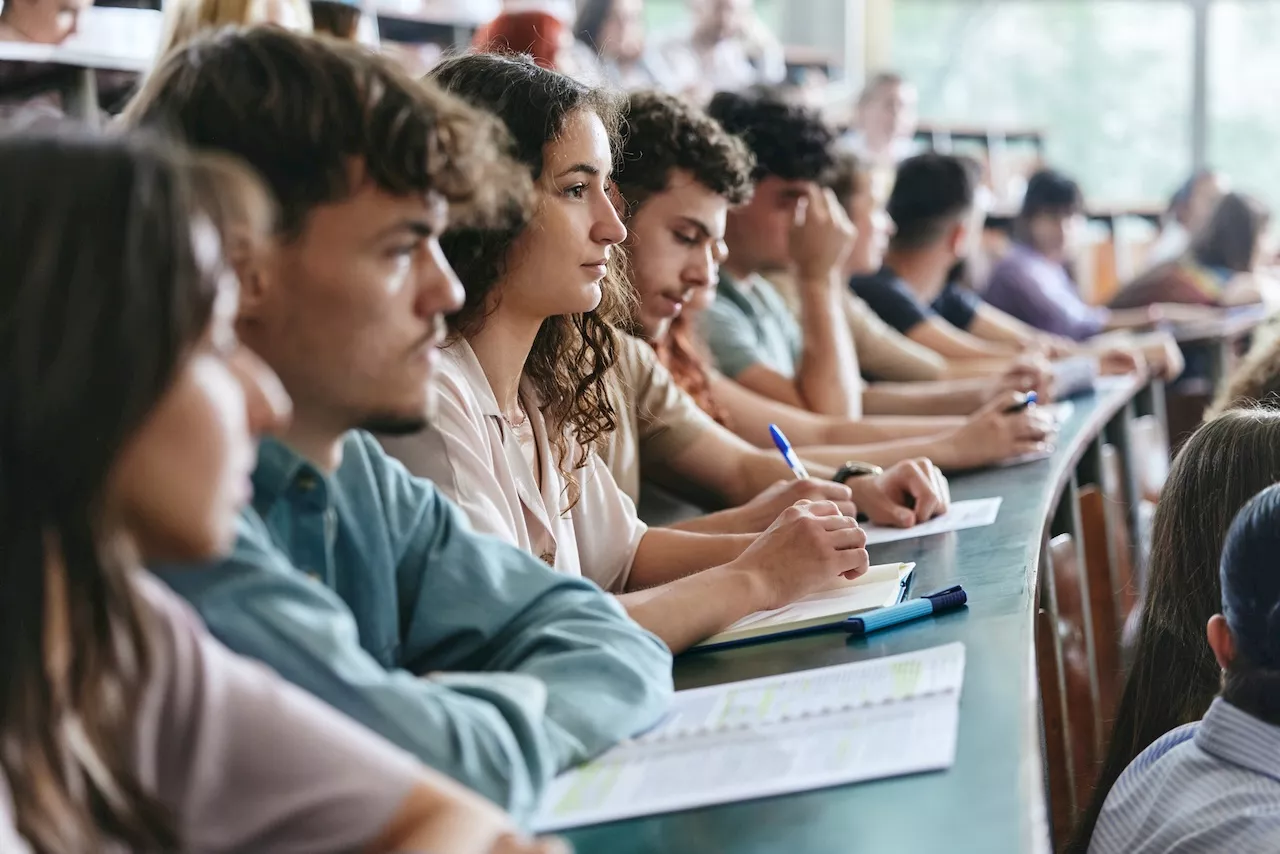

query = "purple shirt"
[
  {"left": 4, "top": 575, "right": 427, "bottom": 854},
  {"left": 984, "top": 244, "right": 1109, "bottom": 341}
]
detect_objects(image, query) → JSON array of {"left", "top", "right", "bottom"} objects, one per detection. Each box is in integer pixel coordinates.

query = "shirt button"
[{"left": 296, "top": 474, "right": 317, "bottom": 492}]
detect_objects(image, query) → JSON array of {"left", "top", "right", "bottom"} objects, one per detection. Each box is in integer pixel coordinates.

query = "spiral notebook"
[
  {"left": 532, "top": 642, "right": 967, "bottom": 832},
  {"left": 692, "top": 562, "right": 915, "bottom": 651}
]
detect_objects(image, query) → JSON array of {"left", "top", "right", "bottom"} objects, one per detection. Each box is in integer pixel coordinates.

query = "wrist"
[{"left": 717, "top": 560, "right": 774, "bottom": 612}]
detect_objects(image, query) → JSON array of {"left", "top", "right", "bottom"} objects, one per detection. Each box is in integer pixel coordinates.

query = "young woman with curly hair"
[{"left": 382, "top": 54, "right": 871, "bottom": 654}]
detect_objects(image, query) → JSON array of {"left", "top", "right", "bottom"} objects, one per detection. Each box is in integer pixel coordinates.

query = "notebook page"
[
  {"left": 719, "top": 563, "right": 910, "bottom": 633},
  {"left": 862, "top": 497, "right": 1002, "bottom": 546},
  {"left": 533, "top": 679, "right": 962, "bottom": 832},
  {"left": 643, "top": 642, "right": 965, "bottom": 740}
]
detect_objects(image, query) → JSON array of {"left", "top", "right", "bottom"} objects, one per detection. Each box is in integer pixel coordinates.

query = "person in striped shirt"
[{"left": 1089, "top": 478, "right": 1280, "bottom": 853}]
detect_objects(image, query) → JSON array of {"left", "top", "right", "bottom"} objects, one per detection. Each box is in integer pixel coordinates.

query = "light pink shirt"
[
  {"left": 381, "top": 340, "right": 647, "bottom": 593},
  {"left": 2, "top": 575, "right": 425, "bottom": 853}
]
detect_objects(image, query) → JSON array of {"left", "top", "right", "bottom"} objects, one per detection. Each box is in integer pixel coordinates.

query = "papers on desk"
[
  {"left": 532, "top": 643, "right": 966, "bottom": 832},
  {"left": 862, "top": 497, "right": 1002, "bottom": 546},
  {"left": 693, "top": 563, "right": 915, "bottom": 651},
  {"left": 1043, "top": 400, "right": 1075, "bottom": 426}
]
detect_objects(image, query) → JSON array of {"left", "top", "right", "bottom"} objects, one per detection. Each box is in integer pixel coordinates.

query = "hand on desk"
[
  {"left": 932, "top": 392, "right": 1056, "bottom": 471},
  {"left": 734, "top": 478, "right": 859, "bottom": 534},
  {"left": 998, "top": 355, "right": 1055, "bottom": 403},
  {"left": 845, "top": 459, "right": 950, "bottom": 528},
  {"left": 728, "top": 500, "right": 869, "bottom": 611},
  {"left": 1097, "top": 346, "right": 1145, "bottom": 377}
]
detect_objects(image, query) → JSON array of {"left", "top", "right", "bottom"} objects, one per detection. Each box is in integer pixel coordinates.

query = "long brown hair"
[
  {"left": 1190, "top": 191, "right": 1270, "bottom": 274},
  {"left": 0, "top": 132, "right": 265, "bottom": 852},
  {"left": 654, "top": 314, "right": 731, "bottom": 427},
  {"left": 429, "top": 52, "right": 629, "bottom": 491},
  {"left": 1071, "top": 409, "right": 1280, "bottom": 852}
]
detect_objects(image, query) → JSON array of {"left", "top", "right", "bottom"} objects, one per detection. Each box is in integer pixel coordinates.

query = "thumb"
[{"left": 894, "top": 507, "right": 916, "bottom": 527}]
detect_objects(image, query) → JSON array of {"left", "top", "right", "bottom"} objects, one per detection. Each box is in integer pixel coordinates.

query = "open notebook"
[
  {"left": 692, "top": 562, "right": 915, "bottom": 651},
  {"left": 532, "top": 642, "right": 967, "bottom": 832}
]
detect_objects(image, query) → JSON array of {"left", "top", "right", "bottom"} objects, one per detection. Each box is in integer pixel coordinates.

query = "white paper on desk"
[
  {"left": 1043, "top": 400, "right": 1075, "bottom": 426},
  {"left": 862, "top": 497, "right": 1002, "bottom": 546},
  {"left": 532, "top": 643, "right": 966, "bottom": 832}
]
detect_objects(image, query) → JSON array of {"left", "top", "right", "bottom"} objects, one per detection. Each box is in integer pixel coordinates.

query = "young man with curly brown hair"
[{"left": 121, "top": 28, "right": 674, "bottom": 821}]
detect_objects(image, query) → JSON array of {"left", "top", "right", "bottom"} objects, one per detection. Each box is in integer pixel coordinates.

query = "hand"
[
  {"left": 846, "top": 459, "right": 950, "bottom": 528},
  {"left": 937, "top": 392, "right": 1056, "bottom": 471},
  {"left": 489, "top": 834, "right": 571, "bottom": 854},
  {"left": 997, "top": 355, "right": 1055, "bottom": 402},
  {"left": 729, "top": 500, "right": 869, "bottom": 611},
  {"left": 1136, "top": 331, "right": 1184, "bottom": 380},
  {"left": 1097, "top": 346, "right": 1145, "bottom": 376},
  {"left": 734, "top": 478, "right": 858, "bottom": 534},
  {"left": 790, "top": 185, "right": 855, "bottom": 282},
  {"left": 1037, "top": 334, "right": 1077, "bottom": 360}
]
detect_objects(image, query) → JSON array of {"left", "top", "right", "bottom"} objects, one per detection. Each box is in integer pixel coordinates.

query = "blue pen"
[
  {"left": 844, "top": 585, "right": 968, "bottom": 636},
  {"left": 1005, "top": 390, "right": 1038, "bottom": 413},
  {"left": 768, "top": 423, "right": 810, "bottom": 480}
]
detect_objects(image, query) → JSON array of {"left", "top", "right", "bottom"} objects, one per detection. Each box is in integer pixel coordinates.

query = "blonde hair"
[{"left": 158, "top": 0, "right": 312, "bottom": 59}]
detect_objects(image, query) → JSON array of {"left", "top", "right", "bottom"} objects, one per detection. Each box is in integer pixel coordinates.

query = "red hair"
[
  {"left": 473, "top": 12, "right": 566, "bottom": 70},
  {"left": 654, "top": 314, "right": 732, "bottom": 428}
]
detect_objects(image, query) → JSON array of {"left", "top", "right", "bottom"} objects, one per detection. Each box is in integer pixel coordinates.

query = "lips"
[{"left": 654, "top": 292, "right": 685, "bottom": 318}]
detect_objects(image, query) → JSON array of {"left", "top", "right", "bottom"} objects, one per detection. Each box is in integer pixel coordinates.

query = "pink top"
[
  {"left": 382, "top": 339, "right": 647, "bottom": 593},
  {"left": 2, "top": 574, "right": 426, "bottom": 853}
]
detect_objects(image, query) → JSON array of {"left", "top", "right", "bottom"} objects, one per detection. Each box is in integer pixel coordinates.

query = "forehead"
[
  {"left": 302, "top": 178, "right": 445, "bottom": 240},
  {"left": 641, "top": 171, "right": 729, "bottom": 227},
  {"left": 543, "top": 109, "right": 613, "bottom": 176}
]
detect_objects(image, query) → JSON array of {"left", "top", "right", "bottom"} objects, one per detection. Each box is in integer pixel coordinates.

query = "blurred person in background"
[
  {"left": 840, "top": 71, "right": 919, "bottom": 203},
  {"left": 571, "top": 0, "right": 674, "bottom": 89},
  {"left": 0, "top": 0, "right": 94, "bottom": 126},
  {"left": 473, "top": 9, "right": 577, "bottom": 74},
  {"left": 1146, "top": 169, "right": 1228, "bottom": 269},
  {"left": 158, "top": 0, "right": 311, "bottom": 57},
  {"left": 1113, "top": 192, "right": 1271, "bottom": 309},
  {"left": 659, "top": 0, "right": 784, "bottom": 102},
  {"left": 310, "top": 0, "right": 360, "bottom": 39},
  {"left": 0, "top": 0, "right": 90, "bottom": 42}
]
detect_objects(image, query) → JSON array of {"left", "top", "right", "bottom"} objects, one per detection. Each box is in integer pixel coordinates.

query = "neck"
[
  {"left": 722, "top": 254, "right": 755, "bottom": 282},
  {"left": 882, "top": 246, "right": 951, "bottom": 299},
  {"left": 466, "top": 301, "right": 542, "bottom": 419},
  {"left": 278, "top": 410, "right": 348, "bottom": 473}
]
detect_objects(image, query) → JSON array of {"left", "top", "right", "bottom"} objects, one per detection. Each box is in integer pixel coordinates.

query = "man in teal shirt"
[{"left": 124, "top": 28, "right": 672, "bottom": 819}]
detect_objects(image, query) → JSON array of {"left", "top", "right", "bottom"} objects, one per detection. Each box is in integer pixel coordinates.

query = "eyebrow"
[
  {"left": 374, "top": 218, "right": 441, "bottom": 241},
  {"left": 556, "top": 162, "right": 605, "bottom": 179},
  {"left": 675, "top": 216, "right": 717, "bottom": 240}
]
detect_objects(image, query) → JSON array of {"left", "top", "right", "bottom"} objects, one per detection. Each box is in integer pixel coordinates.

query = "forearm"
[
  {"left": 940, "top": 357, "right": 1022, "bottom": 379},
  {"left": 971, "top": 308, "right": 1039, "bottom": 348},
  {"left": 627, "top": 528, "right": 755, "bottom": 588},
  {"left": 861, "top": 381, "right": 986, "bottom": 417},
  {"left": 798, "top": 435, "right": 952, "bottom": 471},
  {"left": 367, "top": 783, "right": 513, "bottom": 854},
  {"left": 1104, "top": 307, "right": 1155, "bottom": 331},
  {"left": 796, "top": 273, "right": 861, "bottom": 417},
  {"left": 818, "top": 414, "right": 965, "bottom": 445},
  {"left": 618, "top": 565, "right": 765, "bottom": 653}
]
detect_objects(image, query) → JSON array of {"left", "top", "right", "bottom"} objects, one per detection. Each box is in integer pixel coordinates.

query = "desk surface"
[{"left": 565, "top": 377, "right": 1143, "bottom": 854}]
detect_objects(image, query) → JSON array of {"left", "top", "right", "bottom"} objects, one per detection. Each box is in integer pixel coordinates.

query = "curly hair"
[
  {"left": 706, "top": 88, "right": 836, "bottom": 183},
  {"left": 614, "top": 89, "right": 755, "bottom": 211},
  {"left": 123, "top": 26, "right": 528, "bottom": 239},
  {"left": 429, "top": 52, "right": 629, "bottom": 503}
]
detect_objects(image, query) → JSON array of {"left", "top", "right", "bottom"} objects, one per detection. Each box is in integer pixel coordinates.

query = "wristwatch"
[{"left": 833, "top": 461, "right": 884, "bottom": 484}]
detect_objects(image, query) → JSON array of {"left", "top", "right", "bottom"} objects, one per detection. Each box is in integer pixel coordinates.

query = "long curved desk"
[{"left": 567, "top": 376, "right": 1152, "bottom": 854}]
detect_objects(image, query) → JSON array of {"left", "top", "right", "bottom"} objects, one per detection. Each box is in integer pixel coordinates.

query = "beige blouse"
[{"left": 381, "top": 340, "right": 647, "bottom": 594}]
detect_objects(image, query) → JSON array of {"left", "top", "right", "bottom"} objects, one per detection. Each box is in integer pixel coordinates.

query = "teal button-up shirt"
[{"left": 157, "top": 432, "right": 673, "bottom": 820}]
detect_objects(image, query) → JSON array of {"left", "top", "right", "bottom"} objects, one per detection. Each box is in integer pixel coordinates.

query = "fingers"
[
  {"left": 932, "top": 466, "right": 952, "bottom": 513},
  {"left": 902, "top": 460, "right": 940, "bottom": 523},
  {"left": 792, "top": 477, "right": 854, "bottom": 503},
  {"left": 795, "top": 499, "right": 843, "bottom": 518},
  {"left": 841, "top": 550, "right": 871, "bottom": 579},
  {"left": 820, "top": 512, "right": 862, "bottom": 532},
  {"left": 978, "top": 390, "right": 1028, "bottom": 417}
]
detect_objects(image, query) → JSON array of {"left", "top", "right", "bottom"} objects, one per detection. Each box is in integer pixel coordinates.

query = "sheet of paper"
[
  {"left": 716, "top": 563, "right": 911, "bottom": 633},
  {"left": 862, "top": 497, "right": 1002, "bottom": 546},
  {"left": 1043, "top": 400, "right": 1075, "bottom": 426},
  {"left": 532, "top": 644, "right": 966, "bottom": 833}
]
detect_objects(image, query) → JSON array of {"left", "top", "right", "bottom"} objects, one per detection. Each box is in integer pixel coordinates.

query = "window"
[
  {"left": 891, "top": 1, "right": 1194, "bottom": 210},
  {"left": 1208, "top": 1, "right": 1280, "bottom": 212}
]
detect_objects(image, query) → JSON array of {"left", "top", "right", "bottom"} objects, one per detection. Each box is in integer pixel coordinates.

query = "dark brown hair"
[
  {"left": 1071, "top": 409, "right": 1280, "bottom": 852},
  {"left": 655, "top": 314, "right": 731, "bottom": 428},
  {"left": 1206, "top": 333, "right": 1280, "bottom": 420},
  {"left": 706, "top": 87, "right": 836, "bottom": 183},
  {"left": 429, "top": 52, "right": 628, "bottom": 492},
  {"left": 122, "top": 26, "right": 526, "bottom": 240},
  {"left": 614, "top": 89, "right": 754, "bottom": 211},
  {"left": 1190, "top": 191, "right": 1270, "bottom": 274},
  {"left": 0, "top": 131, "right": 265, "bottom": 853}
]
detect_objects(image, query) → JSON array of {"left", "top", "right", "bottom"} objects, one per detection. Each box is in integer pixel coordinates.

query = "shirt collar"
[
  {"left": 251, "top": 436, "right": 333, "bottom": 509},
  {"left": 442, "top": 336, "right": 544, "bottom": 418},
  {"left": 1196, "top": 697, "right": 1280, "bottom": 783}
]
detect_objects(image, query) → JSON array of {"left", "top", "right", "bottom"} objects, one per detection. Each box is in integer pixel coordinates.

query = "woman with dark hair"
[
  {"left": 380, "top": 53, "right": 869, "bottom": 654},
  {"left": 1146, "top": 168, "right": 1226, "bottom": 267},
  {"left": 1088, "top": 480, "right": 1280, "bottom": 852},
  {"left": 1112, "top": 192, "right": 1271, "bottom": 309},
  {"left": 0, "top": 131, "right": 556, "bottom": 854},
  {"left": 1070, "top": 408, "right": 1280, "bottom": 852}
]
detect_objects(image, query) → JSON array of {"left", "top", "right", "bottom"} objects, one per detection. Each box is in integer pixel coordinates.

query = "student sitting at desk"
[
  {"left": 1111, "top": 192, "right": 1271, "bottom": 310},
  {"left": 1144, "top": 168, "right": 1227, "bottom": 270},
  {"left": 596, "top": 88, "right": 949, "bottom": 533},
  {"left": 1087, "top": 480, "right": 1280, "bottom": 853},
  {"left": 1071, "top": 409, "right": 1280, "bottom": 852},
  {"left": 158, "top": 0, "right": 311, "bottom": 57},
  {"left": 0, "top": 131, "right": 556, "bottom": 854},
  {"left": 617, "top": 90, "right": 1053, "bottom": 474},
  {"left": 123, "top": 28, "right": 673, "bottom": 819},
  {"left": 382, "top": 53, "right": 870, "bottom": 655}
]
